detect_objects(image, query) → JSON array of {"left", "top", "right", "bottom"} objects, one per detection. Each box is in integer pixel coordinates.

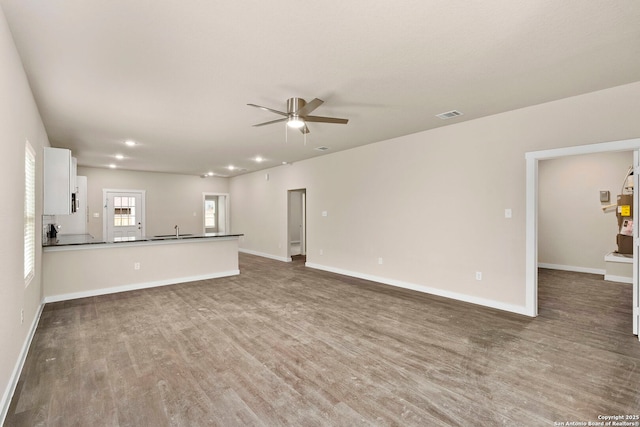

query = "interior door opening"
[
  {"left": 288, "top": 189, "right": 306, "bottom": 260},
  {"left": 203, "top": 193, "right": 229, "bottom": 234},
  {"left": 525, "top": 138, "right": 640, "bottom": 341}
]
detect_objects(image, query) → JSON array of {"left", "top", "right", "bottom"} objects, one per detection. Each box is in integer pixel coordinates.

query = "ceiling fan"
[{"left": 248, "top": 97, "right": 348, "bottom": 134}]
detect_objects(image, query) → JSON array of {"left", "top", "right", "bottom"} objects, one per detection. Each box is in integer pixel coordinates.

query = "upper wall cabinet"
[{"left": 44, "top": 147, "right": 75, "bottom": 215}]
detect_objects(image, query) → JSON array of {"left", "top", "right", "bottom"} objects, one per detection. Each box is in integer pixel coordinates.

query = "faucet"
[{"left": 174, "top": 224, "right": 179, "bottom": 238}]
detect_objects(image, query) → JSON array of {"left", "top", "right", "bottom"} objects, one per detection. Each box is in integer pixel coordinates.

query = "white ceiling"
[{"left": 2, "top": 1, "right": 640, "bottom": 177}]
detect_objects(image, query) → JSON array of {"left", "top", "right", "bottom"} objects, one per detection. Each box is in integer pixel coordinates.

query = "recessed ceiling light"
[
  {"left": 255, "top": 156, "right": 264, "bottom": 163},
  {"left": 109, "top": 164, "right": 117, "bottom": 169},
  {"left": 124, "top": 140, "right": 136, "bottom": 146},
  {"left": 228, "top": 165, "right": 235, "bottom": 171},
  {"left": 207, "top": 171, "right": 214, "bottom": 176},
  {"left": 115, "top": 154, "right": 124, "bottom": 160}
]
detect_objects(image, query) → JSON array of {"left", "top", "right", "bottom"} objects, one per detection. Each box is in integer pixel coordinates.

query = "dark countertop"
[{"left": 43, "top": 232, "right": 243, "bottom": 248}]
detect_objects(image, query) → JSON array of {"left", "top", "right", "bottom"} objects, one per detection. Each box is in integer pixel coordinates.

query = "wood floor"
[{"left": 5, "top": 255, "right": 640, "bottom": 426}]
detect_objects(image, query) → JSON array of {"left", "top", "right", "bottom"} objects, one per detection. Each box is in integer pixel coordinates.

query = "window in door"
[
  {"left": 204, "top": 195, "right": 218, "bottom": 233},
  {"left": 114, "top": 196, "right": 136, "bottom": 226}
]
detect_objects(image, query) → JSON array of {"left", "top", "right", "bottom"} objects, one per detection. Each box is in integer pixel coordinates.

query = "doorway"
[
  {"left": 288, "top": 189, "right": 306, "bottom": 260},
  {"left": 103, "top": 189, "right": 146, "bottom": 241},
  {"left": 525, "top": 138, "right": 640, "bottom": 339},
  {"left": 202, "top": 193, "right": 229, "bottom": 234}
]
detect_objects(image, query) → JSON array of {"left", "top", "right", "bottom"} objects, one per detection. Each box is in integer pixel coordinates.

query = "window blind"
[{"left": 24, "top": 141, "right": 35, "bottom": 284}]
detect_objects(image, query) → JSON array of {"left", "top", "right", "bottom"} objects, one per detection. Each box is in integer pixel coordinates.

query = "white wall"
[
  {"left": 538, "top": 151, "right": 633, "bottom": 272},
  {"left": 43, "top": 239, "right": 239, "bottom": 301},
  {"left": 230, "top": 81, "right": 640, "bottom": 314},
  {"left": 0, "top": 5, "right": 48, "bottom": 420},
  {"left": 78, "top": 167, "right": 229, "bottom": 240}
]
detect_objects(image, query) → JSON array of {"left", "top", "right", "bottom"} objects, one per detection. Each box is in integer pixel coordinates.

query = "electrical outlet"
[
  {"left": 21, "top": 309, "right": 24, "bottom": 324},
  {"left": 378, "top": 257, "right": 383, "bottom": 265},
  {"left": 319, "top": 249, "right": 323, "bottom": 255},
  {"left": 475, "top": 272, "right": 482, "bottom": 281},
  {"left": 504, "top": 208, "right": 512, "bottom": 218},
  {"left": 134, "top": 262, "right": 140, "bottom": 270}
]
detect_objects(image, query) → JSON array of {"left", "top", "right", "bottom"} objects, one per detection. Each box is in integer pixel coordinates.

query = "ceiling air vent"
[
  {"left": 315, "top": 146, "right": 330, "bottom": 151},
  {"left": 435, "top": 110, "right": 463, "bottom": 120}
]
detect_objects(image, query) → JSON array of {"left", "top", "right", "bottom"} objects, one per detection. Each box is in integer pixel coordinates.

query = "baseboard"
[
  {"left": 239, "top": 248, "right": 291, "bottom": 262},
  {"left": 42, "top": 270, "right": 240, "bottom": 303},
  {"left": 538, "top": 263, "right": 605, "bottom": 275},
  {"left": 305, "top": 262, "right": 530, "bottom": 317},
  {"left": 1, "top": 303, "right": 44, "bottom": 425},
  {"left": 604, "top": 274, "right": 633, "bottom": 284}
]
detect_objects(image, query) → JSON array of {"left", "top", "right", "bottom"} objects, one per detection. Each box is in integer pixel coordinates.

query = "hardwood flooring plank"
[{"left": 5, "top": 259, "right": 640, "bottom": 426}]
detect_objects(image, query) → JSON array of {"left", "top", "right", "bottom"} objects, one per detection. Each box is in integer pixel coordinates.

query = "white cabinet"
[{"left": 44, "top": 147, "right": 74, "bottom": 215}]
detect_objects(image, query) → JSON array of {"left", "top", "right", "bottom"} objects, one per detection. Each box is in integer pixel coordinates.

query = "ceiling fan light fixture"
[{"left": 287, "top": 116, "right": 305, "bottom": 129}]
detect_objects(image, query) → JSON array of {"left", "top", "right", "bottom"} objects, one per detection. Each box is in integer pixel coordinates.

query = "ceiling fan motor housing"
[{"left": 287, "top": 97, "right": 306, "bottom": 114}]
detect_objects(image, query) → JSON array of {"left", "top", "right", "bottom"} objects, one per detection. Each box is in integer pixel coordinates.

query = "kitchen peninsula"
[{"left": 42, "top": 233, "right": 243, "bottom": 303}]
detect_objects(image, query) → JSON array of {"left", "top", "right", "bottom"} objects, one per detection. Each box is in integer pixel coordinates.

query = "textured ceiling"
[{"left": 2, "top": 1, "right": 640, "bottom": 177}]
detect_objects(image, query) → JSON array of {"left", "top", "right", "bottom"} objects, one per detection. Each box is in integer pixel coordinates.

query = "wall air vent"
[
  {"left": 435, "top": 110, "right": 463, "bottom": 120},
  {"left": 315, "top": 146, "right": 330, "bottom": 151}
]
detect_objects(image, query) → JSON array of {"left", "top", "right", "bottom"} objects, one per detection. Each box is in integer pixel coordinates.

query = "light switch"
[
  {"left": 504, "top": 209, "right": 512, "bottom": 219},
  {"left": 600, "top": 190, "right": 610, "bottom": 202},
  {"left": 322, "top": 211, "right": 328, "bottom": 217},
  {"left": 93, "top": 212, "right": 100, "bottom": 218}
]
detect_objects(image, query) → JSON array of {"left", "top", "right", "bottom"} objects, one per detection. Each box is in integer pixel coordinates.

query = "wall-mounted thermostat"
[{"left": 600, "top": 190, "right": 610, "bottom": 203}]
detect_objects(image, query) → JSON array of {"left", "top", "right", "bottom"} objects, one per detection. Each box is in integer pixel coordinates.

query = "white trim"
[
  {"left": 605, "top": 252, "right": 633, "bottom": 263},
  {"left": 1, "top": 303, "right": 44, "bottom": 425},
  {"left": 305, "top": 262, "right": 530, "bottom": 316},
  {"left": 525, "top": 138, "right": 640, "bottom": 161},
  {"left": 525, "top": 155, "right": 538, "bottom": 317},
  {"left": 538, "top": 263, "right": 605, "bottom": 275},
  {"left": 634, "top": 150, "right": 639, "bottom": 337},
  {"left": 239, "top": 248, "right": 292, "bottom": 262},
  {"left": 604, "top": 274, "right": 633, "bottom": 284},
  {"left": 525, "top": 138, "right": 640, "bottom": 320},
  {"left": 42, "top": 270, "right": 240, "bottom": 304}
]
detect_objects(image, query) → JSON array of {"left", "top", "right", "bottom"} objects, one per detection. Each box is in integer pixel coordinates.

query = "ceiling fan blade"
[
  {"left": 296, "top": 98, "right": 324, "bottom": 116},
  {"left": 253, "top": 118, "right": 287, "bottom": 127},
  {"left": 299, "top": 124, "right": 310, "bottom": 134},
  {"left": 247, "top": 103, "right": 288, "bottom": 117},
  {"left": 303, "top": 115, "right": 349, "bottom": 124}
]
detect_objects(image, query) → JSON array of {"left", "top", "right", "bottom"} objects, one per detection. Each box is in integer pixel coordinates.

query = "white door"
[
  {"left": 634, "top": 150, "right": 639, "bottom": 338},
  {"left": 104, "top": 190, "right": 145, "bottom": 241}
]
